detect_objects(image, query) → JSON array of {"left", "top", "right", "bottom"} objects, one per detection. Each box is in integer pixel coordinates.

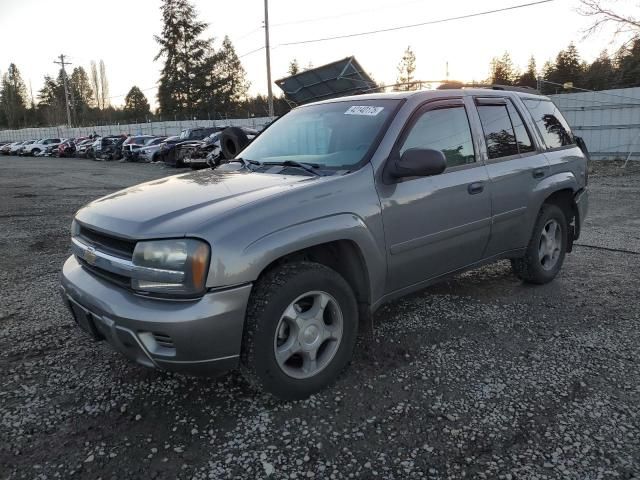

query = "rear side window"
[
  {"left": 400, "top": 106, "right": 475, "bottom": 168},
  {"left": 522, "top": 99, "right": 573, "bottom": 149},
  {"left": 506, "top": 102, "right": 535, "bottom": 154},
  {"left": 477, "top": 105, "right": 519, "bottom": 159}
]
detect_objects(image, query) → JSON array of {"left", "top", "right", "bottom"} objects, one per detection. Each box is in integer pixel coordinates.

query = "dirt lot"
[{"left": 1, "top": 156, "right": 639, "bottom": 479}]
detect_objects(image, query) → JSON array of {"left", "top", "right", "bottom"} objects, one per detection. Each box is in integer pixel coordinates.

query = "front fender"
[{"left": 237, "top": 214, "right": 386, "bottom": 303}]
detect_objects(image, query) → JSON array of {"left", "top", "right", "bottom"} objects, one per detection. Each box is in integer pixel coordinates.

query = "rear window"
[{"left": 522, "top": 99, "right": 574, "bottom": 149}]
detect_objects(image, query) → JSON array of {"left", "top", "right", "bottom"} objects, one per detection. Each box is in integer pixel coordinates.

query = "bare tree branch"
[{"left": 578, "top": 0, "right": 640, "bottom": 42}]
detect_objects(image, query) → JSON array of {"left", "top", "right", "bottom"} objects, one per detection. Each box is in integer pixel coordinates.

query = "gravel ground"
[{"left": 1, "top": 156, "right": 639, "bottom": 480}]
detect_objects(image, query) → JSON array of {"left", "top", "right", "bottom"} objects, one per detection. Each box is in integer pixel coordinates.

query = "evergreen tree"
[
  {"left": 70, "top": 66, "right": 95, "bottom": 123},
  {"left": 288, "top": 59, "right": 300, "bottom": 76},
  {"left": 488, "top": 52, "right": 518, "bottom": 85},
  {"left": 517, "top": 56, "right": 538, "bottom": 88},
  {"left": 154, "top": 0, "right": 209, "bottom": 116},
  {"left": 583, "top": 50, "right": 615, "bottom": 90},
  {"left": 37, "top": 75, "right": 65, "bottom": 125},
  {"left": 0, "top": 63, "right": 28, "bottom": 129},
  {"left": 548, "top": 43, "right": 584, "bottom": 89},
  {"left": 615, "top": 38, "right": 640, "bottom": 88},
  {"left": 396, "top": 46, "right": 417, "bottom": 90},
  {"left": 123, "top": 86, "right": 151, "bottom": 119}
]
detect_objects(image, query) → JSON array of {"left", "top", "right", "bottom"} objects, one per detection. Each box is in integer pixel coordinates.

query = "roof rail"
[{"left": 484, "top": 84, "right": 542, "bottom": 95}]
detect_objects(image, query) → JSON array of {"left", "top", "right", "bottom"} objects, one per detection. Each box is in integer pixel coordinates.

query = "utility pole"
[
  {"left": 54, "top": 54, "right": 73, "bottom": 127},
  {"left": 263, "top": 0, "right": 274, "bottom": 118}
]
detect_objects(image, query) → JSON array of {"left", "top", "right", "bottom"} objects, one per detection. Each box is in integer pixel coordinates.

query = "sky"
[{"left": 0, "top": 0, "right": 632, "bottom": 109}]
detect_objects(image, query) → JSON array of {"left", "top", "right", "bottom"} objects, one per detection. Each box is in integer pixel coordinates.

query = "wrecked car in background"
[{"left": 182, "top": 126, "right": 259, "bottom": 170}]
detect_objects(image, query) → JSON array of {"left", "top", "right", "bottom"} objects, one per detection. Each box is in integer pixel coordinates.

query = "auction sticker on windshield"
[{"left": 344, "top": 106, "right": 384, "bottom": 116}]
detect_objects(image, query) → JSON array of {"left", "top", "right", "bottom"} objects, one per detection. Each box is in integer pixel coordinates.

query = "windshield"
[{"left": 240, "top": 99, "right": 399, "bottom": 169}]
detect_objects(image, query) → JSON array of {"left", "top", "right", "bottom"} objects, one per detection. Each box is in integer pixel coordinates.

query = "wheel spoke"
[
  {"left": 302, "top": 349, "right": 318, "bottom": 374},
  {"left": 304, "top": 292, "right": 330, "bottom": 322},
  {"left": 322, "top": 322, "right": 341, "bottom": 341},
  {"left": 275, "top": 337, "right": 300, "bottom": 365}
]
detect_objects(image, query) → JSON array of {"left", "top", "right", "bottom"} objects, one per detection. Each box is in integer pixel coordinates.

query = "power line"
[
  {"left": 239, "top": 46, "right": 265, "bottom": 58},
  {"left": 271, "top": 0, "right": 427, "bottom": 27},
  {"left": 278, "top": 0, "right": 555, "bottom": 46}
]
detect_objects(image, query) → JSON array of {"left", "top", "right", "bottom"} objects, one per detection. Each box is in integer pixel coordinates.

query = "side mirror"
[{"left": 391, "top": 148, "right": 447, "bottom": 179}]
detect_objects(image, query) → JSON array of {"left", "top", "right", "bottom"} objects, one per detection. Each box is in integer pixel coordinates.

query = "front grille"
[
  {"left": 78, "top": 226, "right": 135, "bottom": 259},
  {"left": 77, "top": 257, "right": 131, "bottom": 289}
]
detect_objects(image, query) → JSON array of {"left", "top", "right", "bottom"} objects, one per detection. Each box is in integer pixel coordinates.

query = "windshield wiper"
[
  {"left": 263, "top": 160, "right": 322, "bottom": 176},
  {"left": 225, "top": 157, "right": 261, "bottom": 169}
]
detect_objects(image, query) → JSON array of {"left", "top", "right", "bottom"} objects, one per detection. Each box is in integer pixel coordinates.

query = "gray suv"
[{"left": 60, "top": 88, "right": 588, "bottom": 400}]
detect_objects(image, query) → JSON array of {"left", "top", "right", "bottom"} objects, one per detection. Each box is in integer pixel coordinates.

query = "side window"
[
  {"left": 506, "top": 102, "right": 535, "bottom": 154},
  {"left": 400, "top": 106, "right": 475, "bottom": 168},
  {"left": 522, "top": 99, "right": 574, "bottom": 149},
  {"left": 477, "top": 104, "right": 519, "bottom": 159}
]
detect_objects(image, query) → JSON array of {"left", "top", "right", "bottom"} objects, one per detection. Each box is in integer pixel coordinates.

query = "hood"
[{"left": 75, "top": 168, "right": 318, "bottom": 239}]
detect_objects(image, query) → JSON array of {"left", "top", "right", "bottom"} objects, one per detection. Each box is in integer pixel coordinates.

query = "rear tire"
[
  {"left": 240, "top": 261, "right": 358, "bottom": 400},
  {"left": 511, "top": 204, "right": 568, "bottom": 284}
]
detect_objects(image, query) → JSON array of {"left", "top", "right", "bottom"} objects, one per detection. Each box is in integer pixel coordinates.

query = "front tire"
[
  {"left": 511, "top": 204, "right": 568, "bottom": 284},
  {"left": 240, "top": 262, "right": 358, "bottom": 400}
]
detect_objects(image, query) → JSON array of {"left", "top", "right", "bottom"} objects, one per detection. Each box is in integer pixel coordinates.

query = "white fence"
[
  {"left": 4, "top": 88, "right": 640, "bottom": 161},
  {"left": 550, "top": 87, "right": 640, "bottom": 160},
  {"left": 0, "top": 117, "right": 274, "bottom": 143}
]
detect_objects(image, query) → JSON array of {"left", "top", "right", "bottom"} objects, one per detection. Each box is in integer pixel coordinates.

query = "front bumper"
[{"left": 60, "top": 255, "right": 252, "bottom": 375}]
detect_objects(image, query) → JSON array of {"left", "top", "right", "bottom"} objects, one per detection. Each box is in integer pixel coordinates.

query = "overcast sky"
[{"left": 0, "top": 0, "right": 631, "bottom": 108}]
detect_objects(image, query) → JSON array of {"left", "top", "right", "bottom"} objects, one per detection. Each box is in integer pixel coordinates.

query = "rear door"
[
  {"left": 377, "top": 99, "right": 492, "bottom": 293},
  {"left": 472, "top": 96, "right": 550, "bottom": 256}
]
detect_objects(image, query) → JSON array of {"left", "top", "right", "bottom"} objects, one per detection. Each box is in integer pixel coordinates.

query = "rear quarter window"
[{"left": 522, "top": 99, "right": 574, "bottom": 149}]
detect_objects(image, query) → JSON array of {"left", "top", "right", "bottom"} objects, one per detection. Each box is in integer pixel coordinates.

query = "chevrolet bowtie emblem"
[{"left": 83, "top": 247, "right": 97, "bottom": 266}]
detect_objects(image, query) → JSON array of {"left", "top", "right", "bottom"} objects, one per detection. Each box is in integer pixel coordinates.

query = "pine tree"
[
  {"left": 123, "top": 86, "right": 151, "bottom": 119},
  {"left": 0, "top": 63, "right": 28, "bottom": 129},
  {"left": 154, "top": 0, "right": 209, "bottom": 116},
  {"left": 396, "top": 46, "right": 417, "bottom": 91},
  {"left": 583, "top": 50, "right": 615, "bottom": 90},
  {"left": 488, "top": 52, "right": 518, "bottom": 85},
  {"left": 549, "top": 43, "right": 584, "bottom": 89},
  {"left": 195, "top": 36, "right": 249, "bottom": 117},
  {"left": 517, "top": 56, "right": 538, "bottom": 88},
  {"left": 37, "top": 75, "right": 65, "bottom": 125},
  {"left": 615, "top": 38, "right": 640, "bottom": 88},
  {"left": 70, "top": 67, "right": 95, "bottom": 124},
  {"left": 288, "top": 59, "right": 300, "bottom": 76}
]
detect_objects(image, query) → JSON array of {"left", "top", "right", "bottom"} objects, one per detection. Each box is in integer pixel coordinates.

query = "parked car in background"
[
  {"left": 95, "top": 135, "right": 127, "bottom": 161},
  {"left": 76, "top": 138, "right": 96, "bottom": 158},
  {"left": 121, "top": 135, "right": 157, "bottom": 161},
  {"left": 22, "top": 138, "right": 62, "bottom": 156},
  {"left": 138, "top": 136, "right": 174, "bottom": 163},
  {"left": 57, "top": 138, "right": 82, "bottom": 158},
  {"left": 61, "top": 89, "right": 589, "bottom": 400},
  {"left": 17, "top": 140, "right": 39, "bottom": 156},
  {"left": 1, "top": 141, "right": 23, "bottom": 155}
]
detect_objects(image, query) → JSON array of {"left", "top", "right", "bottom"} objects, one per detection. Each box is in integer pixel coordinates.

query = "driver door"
[{"left": 376, "top": 99, "right": 492, "bottom": 293}]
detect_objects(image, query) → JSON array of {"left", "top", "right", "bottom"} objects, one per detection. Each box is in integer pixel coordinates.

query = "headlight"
[{"left": 131, "top": 239, "right": 210, "bottom": 298}]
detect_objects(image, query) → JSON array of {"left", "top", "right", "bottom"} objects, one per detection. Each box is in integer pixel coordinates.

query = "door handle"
[
  {"left": 467, "top": 182, "right": 484, "bottom": 195},
  {"left": 532, "top": 168, "right": 546, "bottom": 179}
]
